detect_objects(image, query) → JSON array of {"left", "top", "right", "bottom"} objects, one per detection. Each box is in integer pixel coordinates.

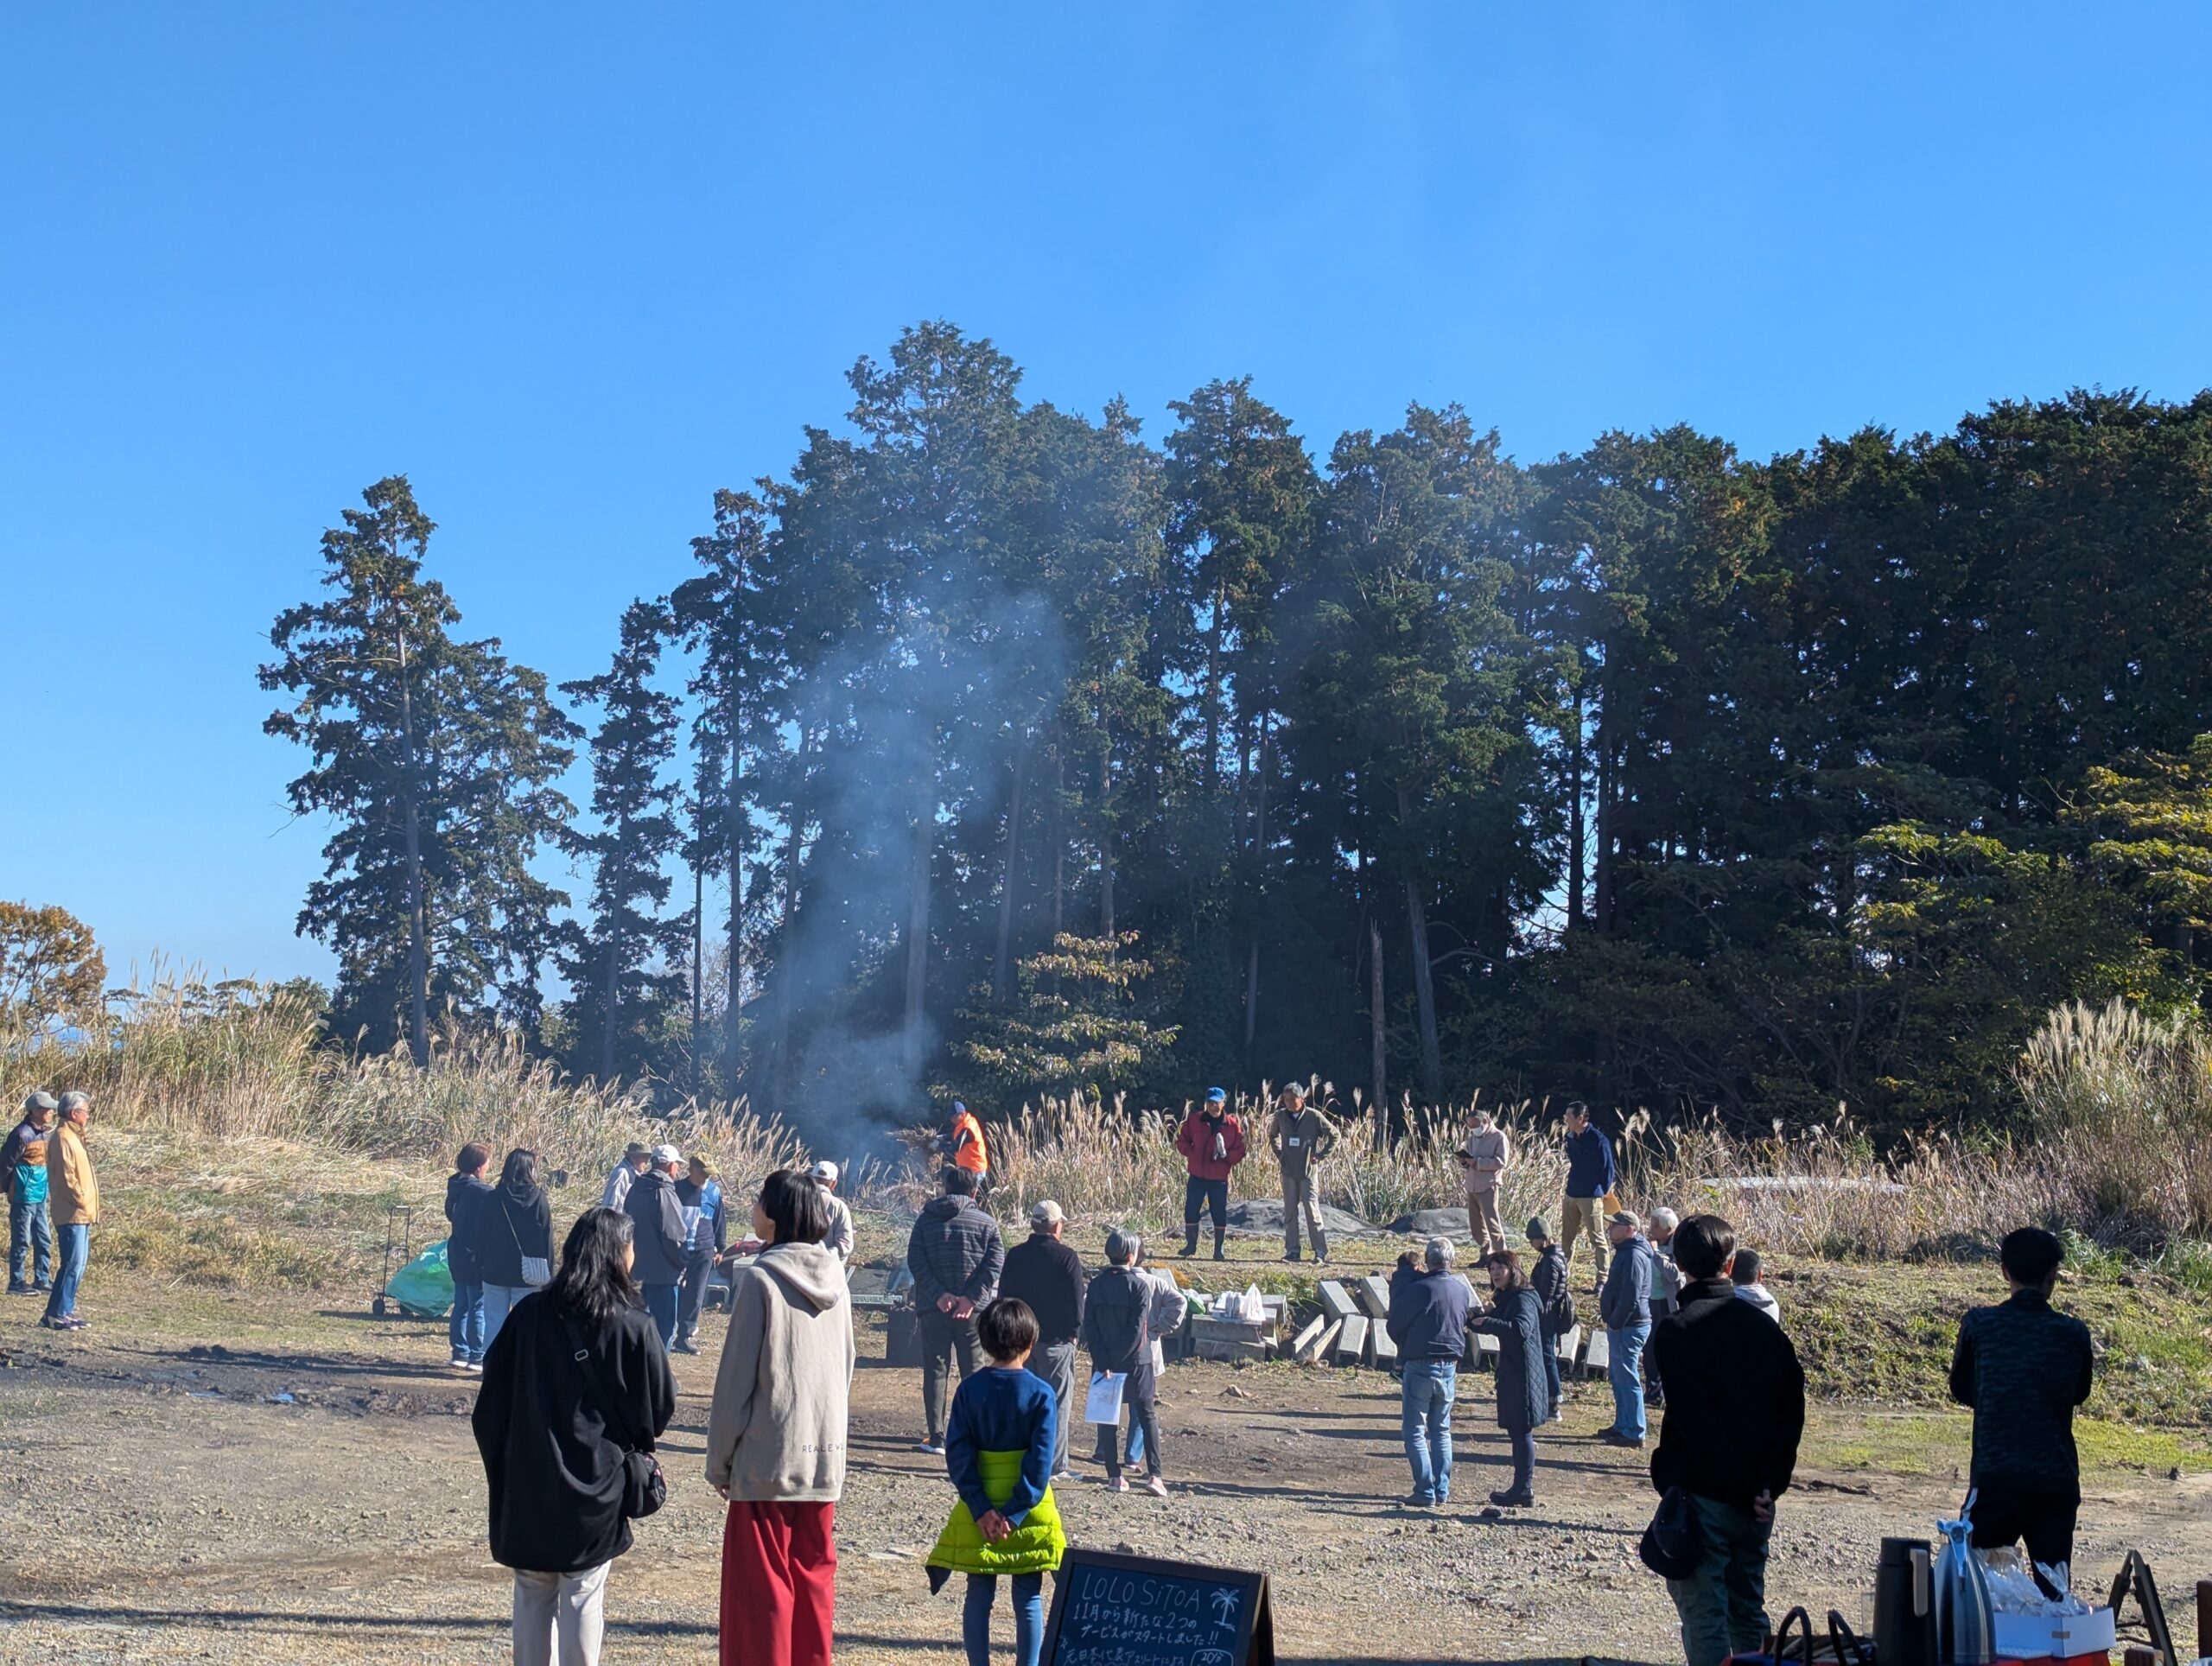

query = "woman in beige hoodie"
[{"left": 706, "top": 1168, "right": 854, "bottom": 1666}]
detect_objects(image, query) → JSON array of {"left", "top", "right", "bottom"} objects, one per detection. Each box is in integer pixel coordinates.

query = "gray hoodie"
[{"left": 705, "top": 1240, "right": 855, "bottom": 1502}]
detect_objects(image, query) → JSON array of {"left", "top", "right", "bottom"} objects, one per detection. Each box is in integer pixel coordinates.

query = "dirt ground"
[{"left": 1, "top": 1265, "right": 2208, "bottom": 1666}]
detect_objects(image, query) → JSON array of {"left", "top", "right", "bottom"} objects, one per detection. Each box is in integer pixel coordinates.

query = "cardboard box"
[{"left": 1990, "top": 1606, "right": 2116, "bottom": 1662}]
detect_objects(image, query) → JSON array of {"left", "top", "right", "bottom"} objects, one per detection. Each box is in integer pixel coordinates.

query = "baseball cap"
[
  {"left": 949, "top": 1100, "right": 967, "bottom": 1115},
  {"left": 1030, "top": 1199, "right": 1065, "bottom": 1226},
  {"left": 1606, "top": 1209, "right": 1640, "bottom": 1229},
  {"left": 811, "top": 1160, "right": 840, "bottom": 1186},
  {"left": 22, "top": 1091, "right": 57, "bottom": 1114},
  {"left": 1205, "top": 1087, "right": 1227, "bottom": 1103},
  {"left": 652, "top": 1142, "right": 683, "bottom": 1167}
]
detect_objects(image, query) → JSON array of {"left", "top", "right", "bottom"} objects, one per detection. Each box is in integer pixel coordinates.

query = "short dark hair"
[
  {"left": 2000, "top": 1226, "right": 2064, "bottom": 1288},
  {"left": 976, "top": 1297, "right": 1039, "bottom": 1361},
  {"left": 1104, "top": 1229, "right": 1137, "bottom": 1266},
  {"left": 1731, "top": 1248, "right": 1763, "bottom": 1286},
  {"left": 1563, "top": 1100, "right": 1589, "bottom": 1122},
  {"left": 760, "top": 1167, "right": 832, "bottom": 1245},
  {"left": 943, "top": 1166, "right": 977, "bottom": 1198},
  {"left": 456, "top": 1141, "right": 492, "bottom": 1175},
  {"left": 1673, "top": 1214, "right": 1738, "bottom": 1280}
]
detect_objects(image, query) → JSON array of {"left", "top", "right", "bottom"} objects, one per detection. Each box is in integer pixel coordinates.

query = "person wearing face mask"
[{"left": 1173, "top": 1089, "right": 1246, "bottom": 1262}]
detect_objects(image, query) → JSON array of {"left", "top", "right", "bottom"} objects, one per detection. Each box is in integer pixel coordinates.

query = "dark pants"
[
  {"left": 45, "top": 1222, "right": 88, "bottom": 1320},
  {"left": 1666, "top": 1493, "right": 1773, "bottom": 1666},
  {"left": 643, "top": 1282, "right": 680, "bottom": 1350},
  {"left": 1507, "top": 1428, "right": 1536, "bottom": 1496},
  {"left": 1966, "top": 1485, "right": 2077, "bottom": 1578},
  {"left": 1539, "top": 1331, "right": 1562, "bottom": 1415},
  {"left": 919, "top": 1307, "right": 983, "bottom": 1444},
  {"left": 1183, "top": 1177, "right": 1228, "bottom": 1253},
  {"left": 1100, "top": 1390, "right": 1162, "bottom": 1479},
  {"left": 679, "top": 1246, "right": 716, "bottom": 1338},
  {"left": 8, "top": 1187, "right": 54, "bottom": 1289},
  {"left": 1033, "top": 1339, "right": 1078, "bottom": 1472}
]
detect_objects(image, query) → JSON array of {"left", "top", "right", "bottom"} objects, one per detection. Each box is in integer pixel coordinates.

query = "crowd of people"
[{"left": 2, "top": 1083, "right": 2103, "bottom": 1666}]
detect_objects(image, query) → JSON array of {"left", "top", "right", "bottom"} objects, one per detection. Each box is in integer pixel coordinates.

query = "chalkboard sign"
[{"left": 1042, "top": 1548, "right": 1274, "bottom": 1666}]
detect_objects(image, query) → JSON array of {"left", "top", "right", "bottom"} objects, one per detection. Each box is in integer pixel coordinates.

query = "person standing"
[
  {"left": 472, "top": 1207, "right": 677, "bottom": 1666},
  {"left": 625, "top": 1144, "right": 689, "bottom": 1352},
  {"left": 1081, "top": 1230, "right": 1166, "bottom": 1496},
  {"left": 675, "top": 1154, "right": 729, "bottom": 1355},
  {"left": 812, "top": 1161, "right": 855, "bottom": 1266},
  {"left": 4, "top": 1092, "right": 58, "bottom": 1297},
  {"left": 41, "top": 1092, "right": 98, "bottom": 1332},
  {"left": 1525, "top": 1218, "right": 1573, "bottom": 1423},
  {"left": 1121, "top": 1243, "right": 1186, "bottom": 1472},
  {"left": 1645, "top": 1207, "right": 1684, "bottom": 1408},
  {"left": 1385, "top": 1236, "right": 1473, "bottom": 1507},
  {"left": 906, "top": 1167, "right": 1005, "bottom": 1455},
  {"left": 1558, "top": 1103, "right": 1617, "bottom": 1293},
  {"left": 1266, "top": 1082, "right": 1335, "bottom": 1264},
  {"left": 939, "top": 1102, "right": 990, "bottom": 1191},
  {"left": 1948, "top": 1227, "right": 2094, "bottom": 1578},
  {"left": 473, "top": 1148, "right": 556, "bottom": 1351},
  {"left": 708, "top": 1168, "right": 854, "bottom": 1666},
  {"left": 1599, "top": 1210, "right": 1656, "bottom": 1449},
  {"left": 1649, "top": 1214, "right": 1806, "bottom": 1666},
  {"left": 445, "top": 1141, "right": 494, "bottom": 1371},
  {"left": 1174, "top": 1089, "right": 1246, "bottom": 1261},
  {"left": 1475, "top": 1250, "right": 1548, "bottom": 1507},
  {"left": 601, "top": 1143, "right": 651, "bottom": 1211},
  {"left": 1732, "top": 1250, "right": 1782, "bottom": 1323},
  {"left": 998, "top": 1200, "right": 1084, "bottom": 1480},
  {"left": 926, "top": 1297, "right": 1066, "bottom": 1666},
  {"left": 1455, "top": 1105, "right": 1511, "bottom": 1260}
]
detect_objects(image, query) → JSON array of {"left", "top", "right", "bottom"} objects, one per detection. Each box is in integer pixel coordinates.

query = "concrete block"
[{"left": 1334, "top": 1313, "right": 1369, "bottom": 1364}]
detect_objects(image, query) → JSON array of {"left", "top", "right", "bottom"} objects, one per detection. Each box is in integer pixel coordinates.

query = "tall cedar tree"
[
  {"left": 261, "top": 476, "right": 576, "bottom": 1061},
  {"left": 558, "top": 599, "right": 690, "bottom": 1084}
]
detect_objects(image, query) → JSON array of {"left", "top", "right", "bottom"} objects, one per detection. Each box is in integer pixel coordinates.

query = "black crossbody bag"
[{"left": 554, "top": 1303, "right": 666, "bottom": 1520}]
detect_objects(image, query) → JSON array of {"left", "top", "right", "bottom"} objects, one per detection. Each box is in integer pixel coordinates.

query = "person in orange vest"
[
  {"left": 939, "top": 1102, "right": 989, "bottom": 1190},
  {"left": 1174, "top": 1089, "right": 1247, "bottom": 1261}
]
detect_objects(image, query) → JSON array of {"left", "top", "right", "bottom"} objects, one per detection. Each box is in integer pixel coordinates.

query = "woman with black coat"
[
  {"left": 445, "top": 1142, "right": 495, "bottom": 1370},
  {"left": 1474, "top": 1250, "right": 1548, "bottom": 1508},
  {"left": 474, "top": 1206, "right": 676, "bottom": 1666},
  {"left": 471, "top": 1148, "right": 556, "bottom": 1351}
]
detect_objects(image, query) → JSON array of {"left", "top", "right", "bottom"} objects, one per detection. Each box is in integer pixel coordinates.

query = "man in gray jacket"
[
  {"left": 905, "top": 1167, "right": 1004, "bottom": 1454},
  {"left": 1599, "top": 1209, "right": 1657, "bottom": 1449}
]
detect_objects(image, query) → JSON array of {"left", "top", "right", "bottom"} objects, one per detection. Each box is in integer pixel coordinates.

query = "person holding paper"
[
  {"left": 1455, "top": 1104, "right": 1510, "bottom": 1260},
  {"left": 1080, "top": 1230, "right": 1166, "bottom": 1495}
]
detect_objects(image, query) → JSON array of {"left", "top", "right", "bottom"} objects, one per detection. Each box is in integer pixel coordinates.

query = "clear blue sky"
[{"left": 6, "top": 6, "right": 2210, "bottom": 989}]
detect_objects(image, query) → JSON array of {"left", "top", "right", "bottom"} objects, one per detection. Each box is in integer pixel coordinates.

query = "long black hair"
[
  {"left": 548, "top": 1206, "right": 640, "bottom": 1325},
  {"left": 498, "top": 1148, "right": 539, "bottom": 1193}
]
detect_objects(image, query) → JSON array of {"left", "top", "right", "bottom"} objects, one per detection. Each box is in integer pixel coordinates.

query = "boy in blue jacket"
[{"left": 926, "top": 1297, "right": 1065, "bottom": 1666}]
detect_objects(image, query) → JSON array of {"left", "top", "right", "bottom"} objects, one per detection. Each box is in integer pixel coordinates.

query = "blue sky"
[{"left": 6, "top": 6, "right": 2210, "bottom": 989}]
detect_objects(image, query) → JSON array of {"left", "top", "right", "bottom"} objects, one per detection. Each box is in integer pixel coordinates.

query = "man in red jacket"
[{"left": 1175, "top": 1088, "right": 1247, "bottom": 1261}]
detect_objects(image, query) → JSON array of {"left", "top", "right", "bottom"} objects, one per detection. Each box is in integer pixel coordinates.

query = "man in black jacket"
[
  {"left": 1649, "top": 1214, "right": 1806, "bottom": 1666},
  {"left": 905, "top": 1167, "right": 1005, "bottom": 1454},
  {"left": 1082, "top": 1230, "right": 1166, "bottom": 1494},
  {"left": 623, "top": 1143, "right": 690, "bottom": 1352},
  {"left": 1949, "top": 1226, "right": 2094, "bottom": 1577},
  {"left": 1000, "top": 1199, "right": 1085, "bottom": 1478}
]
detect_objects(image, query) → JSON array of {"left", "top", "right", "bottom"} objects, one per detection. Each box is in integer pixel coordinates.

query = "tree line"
[{"left": 259, "top": 321, "right": 2212, "bottom": 1135}]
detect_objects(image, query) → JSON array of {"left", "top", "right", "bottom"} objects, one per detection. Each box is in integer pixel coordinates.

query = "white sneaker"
[
  {"left": 1143, "top": 1476, "right": 1168, "bottom": 1498},
  {"left": 466, "top": 1362, "right": 483, "bottom": 1375},
  {"left": 1109, "top": 1476, "right": 1129, "bottom": 1493}
]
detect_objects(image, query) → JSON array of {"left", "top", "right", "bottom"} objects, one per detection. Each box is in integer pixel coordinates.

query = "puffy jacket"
[
  {"left": 1530, "top": 1242, "right": 1573, "bottom": 1336},
  {"left": 625, "top": 1169, "right": 689, "bottom": 1287},
  {"left": 1602, "top": 1232, "right": 1656, "bottom": 1331},
  {"left": 1948, "top": 1289, "right": 2094, "bottom": 1498},
  {"left": 906, "top": 1195, "right": 1004, "bottom": 1312},
  {"left": 1387, "top": 1262, "right": 1473, "bottom": 1359},
  {"left": 1650, "top": 1275, "right": 1806, "bottom": 1510},
  {"left": 1175, "top": 1110, "right": 1247, "bottom": 1181}
]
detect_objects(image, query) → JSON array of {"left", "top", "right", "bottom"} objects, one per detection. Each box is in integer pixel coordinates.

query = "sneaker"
[
  {"left": 1489, "top": 1487, "right": 1535, "bottom": 1508},
  {"left": 1403, "top": 1494, "right": 1435, "bottom": 1509},
  {"left": 1049, "top": 1469, "right": 1077, "bottom": 1485},
  {"left": 4, "top": 1285, "right": 31, "bottom": 1298},
  {"left": 915, "top": 1441, "right": 945, "bottom": 1456},
  {"left": 449, "top": 1355, "right": 469, "bottom": 1369},
  {"left": 465, "top": 1361, "right": 483, "bottom": 1374},
  {"left": 672, "top": 1339, "right": 700, "bottom": 1356},
  {"left": 1108, "top": 1476, "right": 1129, "bottom": 1493},
  {"left": 39, "top": 1315, "right": 74, "bottom": 1331},
  {"left": 1143, "top": 1475, "right": 1168, "bottom": 1498},
  {"left": 1599, "top": 1430, "right": 1645, "bottom": 1449}
]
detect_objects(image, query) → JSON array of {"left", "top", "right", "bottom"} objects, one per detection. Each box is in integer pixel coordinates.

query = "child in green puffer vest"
[{"left": 926, "top": 1296, "right": 1065, "bottom": 1666}]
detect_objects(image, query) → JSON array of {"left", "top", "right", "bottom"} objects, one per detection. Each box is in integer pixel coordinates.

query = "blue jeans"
[
  {"left": 45, "top": 1223, "right": 88, "bottom": 1320},
  {"left": 1666, "top": 1493, "right": 1773, "bottom": 1666},
  {"left": 449, "top": 1278, "right": 486, "bottom": 1363},
  {"left": 1400, "top": 1358, "right": 1457, "bottom": 1502},
  {"left": 9, "top": 1188, "right": 54, "bottom": 1288},
  {"left": 643, "top": 1282, "right": 680, "bottom": 1351},
  {"left": 963, "top": 1571, "right": 1045, "bottom": 1666},
  {"left": 1608, "top": 1322, "right": 1650, "bottom": 1441}
]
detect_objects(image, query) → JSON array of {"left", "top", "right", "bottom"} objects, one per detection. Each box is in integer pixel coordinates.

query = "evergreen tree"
[{"left": 261, "top": 476, "right": 576, "bottom": 1061}]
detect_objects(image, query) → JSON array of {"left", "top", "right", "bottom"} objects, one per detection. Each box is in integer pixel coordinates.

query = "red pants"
[{"left": 721, "top": 1499, "right": 836, "bottom": 1666}]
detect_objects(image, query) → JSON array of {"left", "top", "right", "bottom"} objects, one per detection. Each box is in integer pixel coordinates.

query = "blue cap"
[
  {"left": 950, "top": 1101, "right": 967, "bottom": 1116},
  {"left": 1205, "top": 1087, "right": 1227, "bottom": 1103}
]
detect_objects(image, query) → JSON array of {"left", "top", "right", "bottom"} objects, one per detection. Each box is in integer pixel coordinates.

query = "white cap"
[
  {"left": 810, "top": 1160, "right": 839, "bottom": 1186},
  {"left": 1030, "top": 1199, "right": 1064, "bottom": 1226},
  {"left": 652, "top": 1142, "right": 683, "bottom": 1167}
]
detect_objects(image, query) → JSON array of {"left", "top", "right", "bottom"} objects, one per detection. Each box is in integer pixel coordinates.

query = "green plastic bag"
[{"left": 385, "top": 1238, "right": 455, "bottom": 1319}]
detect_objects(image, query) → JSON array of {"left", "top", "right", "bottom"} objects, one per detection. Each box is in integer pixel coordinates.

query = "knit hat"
[{"left": 1525, "top": 1217, "right": 1549, "bottom": 1243}]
